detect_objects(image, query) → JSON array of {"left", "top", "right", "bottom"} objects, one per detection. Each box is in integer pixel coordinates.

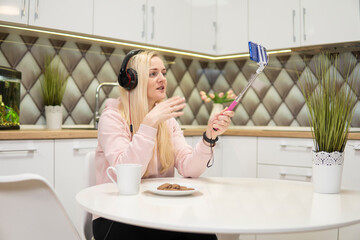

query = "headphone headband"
[{"left": 118, "top": 49, "right": 143, "bottom": 90}]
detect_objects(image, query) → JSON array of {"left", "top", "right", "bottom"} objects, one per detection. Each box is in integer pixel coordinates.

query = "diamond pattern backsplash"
[{"left": 1, "top": 32, "right": 360, "bottom": 127}]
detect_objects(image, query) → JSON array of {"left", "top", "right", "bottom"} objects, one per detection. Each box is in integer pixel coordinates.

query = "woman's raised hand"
[
  {"left": 143, "top": 96, "right": 186, "bottom": 128},
  {"left": 205, "top": 109, "right": 234, "bottom": 139}
]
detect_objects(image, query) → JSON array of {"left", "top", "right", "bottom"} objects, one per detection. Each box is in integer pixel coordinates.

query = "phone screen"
[
  {"left": 248, "top": 41, "right": 268, "bottom": 64},
  {"left": 248, "top": 41, "right": 259, "bottom": 62}
]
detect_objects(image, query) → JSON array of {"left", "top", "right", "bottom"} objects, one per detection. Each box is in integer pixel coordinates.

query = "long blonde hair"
[{"left": 118, "top": 50, "right": 174, "bottom": 174}]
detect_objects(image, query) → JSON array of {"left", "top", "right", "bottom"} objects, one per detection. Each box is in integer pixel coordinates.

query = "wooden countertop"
[{"left": 1, "top": 126, "right": 360, "bottom": 140}]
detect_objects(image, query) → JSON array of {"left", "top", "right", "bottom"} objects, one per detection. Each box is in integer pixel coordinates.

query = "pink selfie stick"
[
  {"left": 213, "top": 42, "right": 268, "bottom": 131},
  {"left": 226, "top": 65, "right": 265, "bottom": 111}
]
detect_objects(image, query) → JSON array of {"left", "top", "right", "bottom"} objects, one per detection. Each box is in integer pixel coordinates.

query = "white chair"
[
  {"left": 78, "top": 151, "right": 96, "bottom": 240},
  {"left": 0, "top": 173, "right": 81, "bottom": 240}
]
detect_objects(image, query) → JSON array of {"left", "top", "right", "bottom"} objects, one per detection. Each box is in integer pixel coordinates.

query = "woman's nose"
[{"left": 158, "top": 73, "right": 166, "bottom": 81}]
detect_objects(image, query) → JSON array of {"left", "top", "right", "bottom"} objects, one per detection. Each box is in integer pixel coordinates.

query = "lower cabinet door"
[
  {"left": 256, "top": 229, "right": 338, "bottom": 240},
  {"left": 54, "top": 138, "right": 97, "bottom": 238},
  {"left": 257, "top": 164, "right": 312, "bottom": 182},
  {"left": 0, "top": 140, "right": 54, "bottom": 186},
  {"left": 339, "top": 223, "right": 360, "bottom": 240}
]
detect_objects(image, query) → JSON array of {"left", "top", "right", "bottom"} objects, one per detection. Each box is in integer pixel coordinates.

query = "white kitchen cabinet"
[
  {"left": 249, "top": 0, "right": 360, "bottom": 50},
  {"left": 337, "top": 140, "right": 360, "bottom": 240},
  {"left": 249, "top": 0, "right": 300, "bottom": 50},
  {"left": 339, "top": 223, "right": 360, "bottom": 240},
  {"left": 0, "top": 0, "right": 29, "bottom": 24},
  {"left": 216, "top": 0, "right": 248, "bottom": 55},
  {"left": 222, "top": 136, "right": 257, "bottom": 178},
  {"left": 191, "top": 0, "right": 217, "bottom": 54},
  {"left": 191, "top": 0, "right": 248, "bottom": 55},
  {"left": 28, "top": 0, "right": 93, "bottom": 34},
  {"left": 300, "top": 0, "right": 360, "bottom": 46},
  {"left": 257, "top": 137, "right": 313, "bottom": 168},
  {"left": 93, "top": 0, "right": 147, "bottom": 43},
  {"left": 258, "top": 164, "right": 312, "bottom": 182},
  {"left": 257, "top": 136, "right": 313, "bottom": 181},
  {"left": 256, "top": 229, "right": 338, "bottom": 240},
  {"left": 94, "top": 0, "right": 192, "bottom": 51},
  {"left": 338, "top": 140, "right": 360, "bottom": 191},
  {"left": 0, "top": 139, "right": 54, "bottom": 186},
  {"left": 147, "top": 0, "right": 191, "bottom": 50},
  {"left": 54, "top": 138, "right": 97, "bottom": 237}
]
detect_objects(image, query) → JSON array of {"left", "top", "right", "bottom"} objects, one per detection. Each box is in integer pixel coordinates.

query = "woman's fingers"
[
  {"left": 209, "top": 110, "right": 234, "bottom": 134},
  {"left": 171, "top": 103, "right": 186, "bottom": 113}
]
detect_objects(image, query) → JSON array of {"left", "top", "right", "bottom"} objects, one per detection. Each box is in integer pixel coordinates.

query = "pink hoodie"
[{"left": 95, "top": 98, "right": 213, "bottom": 185}]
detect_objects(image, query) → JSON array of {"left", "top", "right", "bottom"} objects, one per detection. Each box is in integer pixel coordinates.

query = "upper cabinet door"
[
  {"left": 93, "top": 0, "right": 147, "bottom": 42},
  {"left": 0, "top": 0, "right": 29, "bottom": 24},
  {"left": 28, "top": 0, "right": 93, "bottom": 35},
  {"left": 249, "top": 0, "right": 300, "bottom": 50},
  {"left": 191, "top": 0, "right": 217, "bottom": 55},
  {"left": 300, "top": 0, "right": 360, "bottom": 46},
  {"left": 217, "top": 0, "right": 248, "bottom": 55},
  {"left": 147, "top": 0, "right": 192, "bottom": 51}
]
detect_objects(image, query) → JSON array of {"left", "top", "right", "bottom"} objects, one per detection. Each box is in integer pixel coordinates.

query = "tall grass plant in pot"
[
  {"left": 41, "top": 57, "right": 68, "bottom": 130},
  {"left": 299, "top": 53, "right": 357, "bottom": 194}
]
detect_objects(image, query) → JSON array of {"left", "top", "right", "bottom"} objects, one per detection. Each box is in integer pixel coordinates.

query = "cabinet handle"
[
  {"left": 302, "top": 7, "right": 306, "bottom": 41},
  {"left": 348, "top": 144, "right": 360, "bottom": 151},
  {"left": 35, "top": 0, "right": 39, "bottom": 20},
  {"left": 213, "top": 21, "right": 217, "bottom": 51},
  {"left": 279, "top": 170, "right": 312, "bottom": 178},
  {"left": 21, "top": 0, "right": 26, "bottom": 18},
  {"left": 280, "top": 143, "right": 312, "bottom": 149},
  {"left": 0, "top": 148, "right": 37, "bottom": 153},
  {"left": 142, "top": 4, "right": 146, "bottom": 38},
  {"left": 73, "top": 147, "right": 96, "bottom": 151},
  {"left": 292, "top": 10, "right": 296, "bottom": 42},
  {"left": 151, "top": 6, "right": 155, "bottom": 39}
]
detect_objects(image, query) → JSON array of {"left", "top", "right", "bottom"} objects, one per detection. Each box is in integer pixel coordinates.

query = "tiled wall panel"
[{"left": 1, "top": 32, "right": 359, "bottom": 127}]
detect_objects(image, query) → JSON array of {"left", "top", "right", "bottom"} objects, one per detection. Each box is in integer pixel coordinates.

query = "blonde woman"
[{"left": 94, "top": 50, "right": 234, "bottom": 240}]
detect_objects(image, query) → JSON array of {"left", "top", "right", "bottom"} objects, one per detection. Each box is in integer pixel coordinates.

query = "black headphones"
[{"left": 118, "top": 49, "right": 143, "bottom": 90}]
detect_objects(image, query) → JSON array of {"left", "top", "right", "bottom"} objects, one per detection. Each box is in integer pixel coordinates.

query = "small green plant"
[
  {"left": 299, "top": 53, "right": 357, "bottom": 153},
  {"left": 41, "top": 56, "right": 68, "bottom": 106}
]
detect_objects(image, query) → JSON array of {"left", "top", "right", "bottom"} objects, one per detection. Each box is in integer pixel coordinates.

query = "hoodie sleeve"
[
  {"left": 171, "top": 119, "right": 212, "bottom": 178},
  {"left": 97, "top": 100, "right": 157, "bottom": 176}
]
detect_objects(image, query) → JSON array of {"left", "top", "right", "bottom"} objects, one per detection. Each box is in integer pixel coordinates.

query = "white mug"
[{"left": 106, "top": 164, "right": 142, "bottom": 195}]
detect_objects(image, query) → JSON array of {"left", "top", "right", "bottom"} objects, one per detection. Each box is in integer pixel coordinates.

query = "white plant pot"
[
  {"left": 45, "top": 105, "right": 63, "bottom": 130},
  {"left": 210, "top": 103, "right": 223, "bottom": 119},
  {"left": 312, "top": 151, "right": 344, "bottom": 194}
]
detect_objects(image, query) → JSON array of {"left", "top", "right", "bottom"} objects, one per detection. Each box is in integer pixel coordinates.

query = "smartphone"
[{"left": 248, "top": 41, "right": 268, "bottom": 64}]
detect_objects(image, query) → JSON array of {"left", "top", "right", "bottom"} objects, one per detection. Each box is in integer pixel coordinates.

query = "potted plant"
[
  {"left": 299, "top": 52, "right": 357, "bottom": 194},
  {"left": 41, "top": 56, "right": 68, "bottom": 130},
  {"left": 200, "top": 90, "right": 236, "bottom": 118}
]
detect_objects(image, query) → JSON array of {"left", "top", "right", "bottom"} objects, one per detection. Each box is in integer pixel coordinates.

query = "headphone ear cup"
[{"left": 125, "top": 68, "right": 138, "bottom": 90}]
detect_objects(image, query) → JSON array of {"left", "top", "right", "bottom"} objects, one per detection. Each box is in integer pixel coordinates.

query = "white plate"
[{"left": 143, "top": 182, "right": 200, "bottom": 196}]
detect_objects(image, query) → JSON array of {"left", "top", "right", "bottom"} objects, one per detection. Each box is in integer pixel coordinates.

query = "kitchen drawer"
[
  {"left": 0, "top": 140, "right": 54, "bottom": 186},
  {"left": 258, "top": 164, "right": 312, "bottom": 182},
  {"left": 258, "top": 137, "right": 313, "bottom": 167}
]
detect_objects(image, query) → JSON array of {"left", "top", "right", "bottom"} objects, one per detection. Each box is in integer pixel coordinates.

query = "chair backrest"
[
  {"left": 78, "top": 151, "right": 96, "bottom": 240},
  {"left": 0, "top": 174, "right": 81, "bottom": 240}
]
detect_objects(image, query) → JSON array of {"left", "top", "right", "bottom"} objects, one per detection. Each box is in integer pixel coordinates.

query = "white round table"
[{"left": 76, "top": 177, "right": 360, "bottom": 235}]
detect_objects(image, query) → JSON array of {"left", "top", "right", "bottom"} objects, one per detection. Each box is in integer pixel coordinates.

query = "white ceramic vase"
[
  {"left": 312, "top": 151, "right": 344, "bottom": 194},
  {"left": 210, "top": 103, "right": 223, "bottom": 119},
  {"left": 45, "top": 105, "right": 63, "bottom": 130}
]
